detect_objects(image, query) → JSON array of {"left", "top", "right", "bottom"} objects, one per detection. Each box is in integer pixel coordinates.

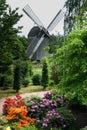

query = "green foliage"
[
  {"left": 20, "top": 125, "right": 37, "bottom": 130},
  {"left": 20, "top": 60, "right": 33, "bottom": 86},
  {"left": 49, "top": 34, "right": 64, "bottom": 53},
  {"left": 25, "top": 91, "right": 74, "bottom": 130},
  {"left": 0, "top": 0, "right": 23, "bottom": 88},
  {"left": 22, "top": 77, "right": 30, "bottom": 87},
  {"left": 56, "top": 107, "right": 75, "bottom": 130},
  {"left": 41, "top": 58, "right": 49, "bottom": 89},
  {"left": 32, "top": 74, "right": 41, "bottom": 85},
  {"left": 13, "top": 61, "right": 21, "bottom": 92},
  {"left": 64, "top": 0, "right": 86, "bottom": 34},
  {"left": 55, "top": 28, "right": 87, "bottom": 105},
  {"left": 80, "top": 127, "right": 87, "bottom": 130},
  {"left": 48, "top": 35, "right": 64, "bottom": 85}
]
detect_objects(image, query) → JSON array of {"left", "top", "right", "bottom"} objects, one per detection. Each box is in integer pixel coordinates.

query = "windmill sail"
[
  {"left": 26, "top": 36, "right": 38, "bottom": 57},
  {"left": 29, "top": 35, "right": 45, "bottom": 59},
  {"left": 47, "top": 9, "right": 64, "bottom": 31},
  {"left": 23, "top": 4, "right": 44, "bottom": 28}
]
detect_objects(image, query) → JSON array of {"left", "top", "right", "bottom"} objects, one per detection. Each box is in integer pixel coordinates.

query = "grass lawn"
[
  {"left": 33, "top": 67, "right": 42, "bottom": 75},
  {"left": 0, "top": 85, "right": 44, "bottom": 98}
]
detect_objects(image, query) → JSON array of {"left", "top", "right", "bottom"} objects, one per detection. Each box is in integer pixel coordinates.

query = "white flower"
[{"left": 5, "top": 126, "right": 11, "bottom": 130}]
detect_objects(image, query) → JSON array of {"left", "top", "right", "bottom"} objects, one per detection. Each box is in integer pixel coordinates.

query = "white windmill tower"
[{"left": 23, "top": 4, "right": 65, "bottom": 61}]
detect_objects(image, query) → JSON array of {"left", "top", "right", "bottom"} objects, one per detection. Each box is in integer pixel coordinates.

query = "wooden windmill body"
[{"left": 23, "top": 4, "right": 65, "bottom": 60}]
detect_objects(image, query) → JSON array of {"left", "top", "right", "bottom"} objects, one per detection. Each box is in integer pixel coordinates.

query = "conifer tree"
[
  {"left": 0, "top": 0, "right": 22, "bottom": 87},
  {"left": 41, "top": 58, "right": 49, "bottom": 89},
  {"left": 13, "top": 62, "right": 21, "bottom": 92}
]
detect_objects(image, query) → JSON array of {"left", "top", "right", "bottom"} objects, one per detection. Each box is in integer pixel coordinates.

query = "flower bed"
[{"left": 0, "top": 92, "right": 75, "bottom": 130}]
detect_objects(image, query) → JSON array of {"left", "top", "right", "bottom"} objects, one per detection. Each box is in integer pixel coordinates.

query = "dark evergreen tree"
[
  {"left": 13, "top": 62, "right": 21, "bottom": 92},
  {"left": 41, "top": 58, "right": 49, "bottom": 89},
  {"left": 20, "top": 60, "right": 33, "bottom": 87},
  {"left": 0, "top": 0, "right": 22, "bottom": 88}
]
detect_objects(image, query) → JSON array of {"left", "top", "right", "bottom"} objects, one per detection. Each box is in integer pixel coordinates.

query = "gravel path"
[{"left": 0, "top": 91, "right": 49, "bottom": 115}]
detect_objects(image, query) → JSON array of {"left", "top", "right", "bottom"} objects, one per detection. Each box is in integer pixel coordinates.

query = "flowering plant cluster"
[
  {"left": 1, "top": 92, "right": 75, "bottom": 130},
  {"left": 25, "top": 92, "right": 74, "bottom": 130},
  {"left": 6, "top": 105, "right": 35, "bottom": 129},
  {"left": 3, "top": 94, "right": 24, "bottom": 115},
  {"left": 2, "top": 94, "right": 35, "bottom": 130}
]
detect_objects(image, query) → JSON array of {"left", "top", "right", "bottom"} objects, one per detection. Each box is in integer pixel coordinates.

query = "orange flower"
[
  {"left": 17, "top": 124, "right": 23, "bottom": 129},
  {"left": 6, "top": 105, "right": 35, "bottom": 129}
]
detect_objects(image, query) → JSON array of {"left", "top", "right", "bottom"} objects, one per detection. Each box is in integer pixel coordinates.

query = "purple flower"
[
  {"left": 32, "top": 105, "right": 38, "bottom": 109},
  {"left": 43, "top": 118, "right": 49, "bottom": 123},
  {"left": 42, "top": 123, "right": 48, "bottom": 127},
  {"left": 69, "top": 110, "right": 72, "bottom": 113},
  {"left": 27, "top": 107, "right": 30, "bottom": 110},
  {"left": 40, "top": 104, "right": 45, "bottom": 108},
  {"left": 36, "top": 120, "right": 40, "bottom": 123},
  {"left": 60, "top": 117, "right": 64, "bottom": 121},
  {"left": 47, "top": 113, "right": 52, "bottom": 117},
  {"left": 31, "top": 109, "right": 35, "bottom": 112},
  {"left": 63, "top": 124, "right": 66, "bottom": 128}
]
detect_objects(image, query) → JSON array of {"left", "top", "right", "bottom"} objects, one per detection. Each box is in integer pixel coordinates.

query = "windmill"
[{"left": 23, "top": 4, "right": 65, "bottom": 61}]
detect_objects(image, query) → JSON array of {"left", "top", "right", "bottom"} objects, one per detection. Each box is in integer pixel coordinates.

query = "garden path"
[{"left": 0, "top": 91, "right": 49, "bottom": 115}]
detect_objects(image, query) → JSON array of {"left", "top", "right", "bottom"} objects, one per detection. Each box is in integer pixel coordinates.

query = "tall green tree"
[
  {"left": 13, "top": 61, "right": 21, "bottom": 92},
  {"left": 0, "top": 0, "right": 22, "bottom": 87},
  {"left": 56, "top": 28, "right": 87, "bottom": 105},
  {"left": 49, "top": 34, "right": 64, "bottom": 54},
  {"left": 48, "top": 34, "right": 64, "bottom": 84},
  {"left": 64, "top": 0, "right": 87, "bottom": 34},
  {"left": 41, "top": 58, "right": 49, "bottom": 89}
]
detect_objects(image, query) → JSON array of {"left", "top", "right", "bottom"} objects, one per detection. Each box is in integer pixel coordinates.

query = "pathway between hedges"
[{"left": 0, "top": 91, "right": 49, "bottom": 115}]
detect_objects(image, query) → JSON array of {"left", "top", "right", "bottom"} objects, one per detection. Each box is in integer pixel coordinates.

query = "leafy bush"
[
  {"left": 41, "top": 58, "right": 49, "bottom": 89},
  {"left": 20, "top": 125, "right": 37, "bottom": 130},
  {"left": 25, "top": 92, "right": 74, "bottom": 130},
  {"left": 35, "top": 108, "right": 74, "bottom": 130},
  {"left": 20, "top": 60, "right": 33, "bottom": 86},
  {"left": 32, "top": 74, "right": 41, "bottom": 85},
  {"left": 3, "top": 94, "right": 24, "bottom": 115},
  {"left": 50, "top": 29, "right": 87, "bottom": 106},
  {"left": 13, "top": 62, "right": 21, "bottom": 92},
  {"left": 22, "top": 77, "right": 31, "bottom": 87},
  {"left": 2, "top": 94, "right": 35, "bottom": 130},
  {"left": 6, "top": 106, "right": 35, "bottom": 129},
  {"left": 80, "top": 126, "right": 87, "bottom": 130}
]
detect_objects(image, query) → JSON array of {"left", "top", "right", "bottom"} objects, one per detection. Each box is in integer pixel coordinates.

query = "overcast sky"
[{"left": 6, "top": 0, "right": 67, "bottom": 37}]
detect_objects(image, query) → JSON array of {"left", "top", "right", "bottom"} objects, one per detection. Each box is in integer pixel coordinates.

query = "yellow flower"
[{"left": 5, "top": 126, "right": 11, "bottom": 130}]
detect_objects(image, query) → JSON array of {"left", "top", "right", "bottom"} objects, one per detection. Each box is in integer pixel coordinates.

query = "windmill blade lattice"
[
  {"left": 47, "top": 9, "right": 65, "bottom": 31},
  {"left": 23, "top": 4, "right": 44, "bottom": 29},
  {"left": 29, "top": 34, "right": 45, "bottom": 59}
]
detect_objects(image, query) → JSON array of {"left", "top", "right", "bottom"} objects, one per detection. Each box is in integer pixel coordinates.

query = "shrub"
[
  {"left": 35, "top": 108, "right": 74, "bottom": 130},
  {"left": 20, "top": 60, "right": 33, "bottom": 86},
  {"left": 22, "top": 77, "right": 30, "bottom": 87},
  {"left": 56, "top": 107, "right": 75, "bottom": 130},
  {"left": 20, "top": 125, "right": 37, "bottom": 130},
  {"left": 6, "top": 106, "right": 35, "bottom": 129},
  {"left": 3, "top": 94, "right": 24, "bottom": 115},
  {"left": 41, "top": 58, "right": 49, "bottom": 89},
  {"left": 32, "top": 74, "right": 41, "bottom": 85},
  {"left": 80, "top": 126, "right": 87, "bottom": 130},
  {"left": 13, "top": 62, "right": 21, "bottom": 92},
  {"left": 25, "top": 92, "right": 74, "bottom": 130}
]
